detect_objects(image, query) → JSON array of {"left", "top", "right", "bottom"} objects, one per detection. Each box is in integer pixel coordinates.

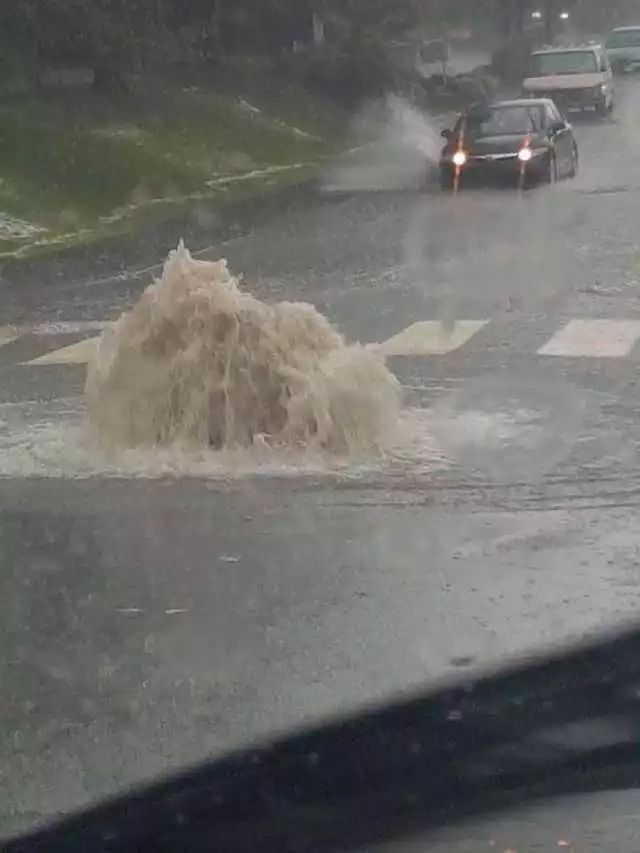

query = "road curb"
[
  {"left": 0, "top": 173, "right": 348, "bottom": 299},
  {"left": 0, "top": 75, "right": 510, "bottom": 301}
]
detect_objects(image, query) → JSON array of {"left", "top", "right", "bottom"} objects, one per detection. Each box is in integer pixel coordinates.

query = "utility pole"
[
  {"left": 499, "top": 0, "right": 527, "bottom": 39},
  {"left": 544, "top": 0, "right": 557, "bottom": 44}
]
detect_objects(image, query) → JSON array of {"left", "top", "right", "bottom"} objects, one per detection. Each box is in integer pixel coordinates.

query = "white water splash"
[
  {"left": 430, "top": 372, "right": 585, "bottom": 480},
  {"left": 322, "top": 95, "right": 443, "bottom": 193},
  {"left": 85, "top": 244, "right": 402, "bottom": 456},
  {"left": 0, "top": 397, "right": 447, "bottom": 481}
]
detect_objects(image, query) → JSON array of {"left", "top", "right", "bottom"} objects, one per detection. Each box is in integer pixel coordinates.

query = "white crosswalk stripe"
[
  {"left": 0, "top": 321, "right": 108, "bottom": 365},
  {"left": 5, "top": 317, "right": 640, "bottom": 365},
  {"left": 377, "top": 320, "right": 489, "bottom": 356},
  {"left": 0, "top": 326, "right": 19, "bottom": 347},
  {"left": 25, "top": 336, "right": 102, "bottom": 365},
  {"left": 538, "top": 319, "right": 640, "bottom": 358}
]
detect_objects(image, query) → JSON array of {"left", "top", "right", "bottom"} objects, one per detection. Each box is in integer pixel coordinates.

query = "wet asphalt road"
[{"left": 5, "top": 79, "right": 640, "bottom": 844}]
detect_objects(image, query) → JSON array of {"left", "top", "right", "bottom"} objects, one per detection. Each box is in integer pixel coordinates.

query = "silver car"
[{"left": 523, "top": 45, "right": 615, "bottom": 117}]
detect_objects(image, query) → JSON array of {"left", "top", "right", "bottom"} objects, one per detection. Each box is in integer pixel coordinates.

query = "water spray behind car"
[{"left": 321, "top": 95, "right": 442, "bottom": 193}]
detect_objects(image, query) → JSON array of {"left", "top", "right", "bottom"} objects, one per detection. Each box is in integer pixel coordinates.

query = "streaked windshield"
[
  {"left": 4, "top": 0, "right": 640, "bottom": 847},
  {"left": 530, "top": 50, "right": 598, "bottom": 75}
]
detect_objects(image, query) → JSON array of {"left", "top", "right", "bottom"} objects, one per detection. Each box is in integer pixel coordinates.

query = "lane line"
[
  {"left": 538, "top": 319, "right": 640, "bottom": 358},
  {"left": 24, "top": 337, "right": 102, "bottom": 366},
  {"left": 376, "top": 320, "right": 489, "bottom": 356},
  {"left": 31, "top": 320, "right": 109, "bottom": 335},
  {"left": 2, "top": 320, "right": 108, "bottom": 345},
  {"left": 9, "top": 317, "right": 640, "bottom": 366},
  {"left": 0, "top": 326, "right": 20, "bottom": 347}
]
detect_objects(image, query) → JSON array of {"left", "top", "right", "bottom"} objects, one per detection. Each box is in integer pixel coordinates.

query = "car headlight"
[{"left": 518, "top": 147, "right": 547, "bottom": 161}]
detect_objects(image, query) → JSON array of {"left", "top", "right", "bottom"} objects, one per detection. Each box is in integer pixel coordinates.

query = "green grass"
[{"left": 0, "top": 73, "right": 345, "bottom": 257}]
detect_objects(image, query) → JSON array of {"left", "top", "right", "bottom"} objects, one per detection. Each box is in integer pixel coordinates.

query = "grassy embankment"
[{"left": 0, "top": 66, "right": 345, "bottom": 258}]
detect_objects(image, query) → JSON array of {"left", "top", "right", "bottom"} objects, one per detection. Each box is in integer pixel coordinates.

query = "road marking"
[
  {"left": 0, "top": 326, "right": 20, "bottom": 347},
  {"left": 24, "top": 336, "right": 101, "bottom": 365},
  {"left": 31, "top": 320, "right": 108, "bottom": 335},
  {"left": 2, "top": 320, "right": 108, "bottom": 350},
  {"left": 538, "top": 319, "right": 640, "bottom": 358},
  {"left": 377, "top": 320, "right": 488, "bottom": 356},
  {"left": 9, "top": 318, "right": 640, "bottom": 367}
]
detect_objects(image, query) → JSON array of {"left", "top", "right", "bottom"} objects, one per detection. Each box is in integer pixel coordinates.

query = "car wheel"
[
  {"left": 568, "top": 145, "right": 579, "bottom": 178},
  {"left": 440, "top": 169, "right": 455, "bottom": 191},
  {"left": 545, "top": 154, "right": 558, "bottom": 184},
  {"left": 596, "top": 99, "right": 609, "bottom": 118}
]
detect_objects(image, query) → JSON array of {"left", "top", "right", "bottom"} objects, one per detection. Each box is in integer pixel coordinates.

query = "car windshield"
[
  {"left": 606, "top": 29, "right": 640, "bottom": 48},
  {"left": 0, "top": 1, "right": 637, "bottom": 849},
  {"left": 464, "top": 105, "right": 545, "bottom": 137},
  {"left": 530, "top": 50, "right": 599, "bottom": 75}
]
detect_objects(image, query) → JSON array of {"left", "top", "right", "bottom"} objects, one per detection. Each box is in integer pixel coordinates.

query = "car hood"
[{"left": 523, "top": 73, "right": 603, "bottom": 90}]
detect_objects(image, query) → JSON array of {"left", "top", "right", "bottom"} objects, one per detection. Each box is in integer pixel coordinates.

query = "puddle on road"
[
  {"left": 0, "top": 397, "right": 448, "bottom": 480},
  {"left": 430, "top": 372, "right": 586, "bottom": 481},
  {"left": 0, "top": 386, "right": 584, "bottom": 483}
]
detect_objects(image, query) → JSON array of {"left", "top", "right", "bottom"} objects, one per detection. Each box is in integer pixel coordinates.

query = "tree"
[
  {"left": 0, "top": 0, "right": 425, "bottom": 90},
  {"left": 543, "top": 0, "right": 558, "bottom": 43}
]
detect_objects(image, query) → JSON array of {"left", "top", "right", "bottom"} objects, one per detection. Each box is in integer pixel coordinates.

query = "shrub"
[
  {"left": 452, "top": 73, "right": 488, "bottom": 104},
  {"left": 491, "top": 39, "right": 533, "bottom": 82},
  {"left": 291, "top": 35, "right": 399, "bottom": 108}
]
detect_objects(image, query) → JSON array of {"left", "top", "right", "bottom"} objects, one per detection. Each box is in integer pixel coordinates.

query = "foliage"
[
  {"left": 2, "top": 0, "right": 633, "bottom": 102},
  {"left": 288, "top": 34, "right": 399, "bottom": 107},
  {"left": 0, "top": 76, "right": 342, "bottom": 255},
  {"left": 1, "top": 0, "right": 636, "bottom": 84},
  {"left": 0, "top": 1, "right": 420, "bottom": 90}
]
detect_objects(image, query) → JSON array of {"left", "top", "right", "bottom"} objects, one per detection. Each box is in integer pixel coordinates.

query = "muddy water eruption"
[{"left": 85, "top": 244, "right": 401, "bottom": 454}]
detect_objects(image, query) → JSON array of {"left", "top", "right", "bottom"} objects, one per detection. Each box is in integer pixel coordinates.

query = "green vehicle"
[{"left": 606, "top": 26, "right": 640, "bottom": 73}]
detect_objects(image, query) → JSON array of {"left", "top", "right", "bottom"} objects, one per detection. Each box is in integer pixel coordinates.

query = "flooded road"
[{"left": 5, "top": 78, "right": 640, "bottom": 837}]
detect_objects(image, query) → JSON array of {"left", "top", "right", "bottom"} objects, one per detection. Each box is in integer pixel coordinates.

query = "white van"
[
  {"left": 523, "top": 45, "right": 614, "bottom": 117},
  {"left": 606, "top": 26, "right": 640, "bottom": 72}
]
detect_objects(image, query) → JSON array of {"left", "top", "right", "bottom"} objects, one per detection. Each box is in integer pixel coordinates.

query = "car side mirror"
[{"left": 441, "top": 128, "right": 452, "bottom": 140}]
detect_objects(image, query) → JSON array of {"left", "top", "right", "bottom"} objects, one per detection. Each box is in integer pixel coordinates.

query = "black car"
[{"left": 440, "top": 98, "right": 579, "bottom": 189}]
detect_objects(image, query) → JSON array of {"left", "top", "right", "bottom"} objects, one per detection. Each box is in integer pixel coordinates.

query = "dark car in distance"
[{"left": 439, "top": 98, "right": 579, "bottom": 189}]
